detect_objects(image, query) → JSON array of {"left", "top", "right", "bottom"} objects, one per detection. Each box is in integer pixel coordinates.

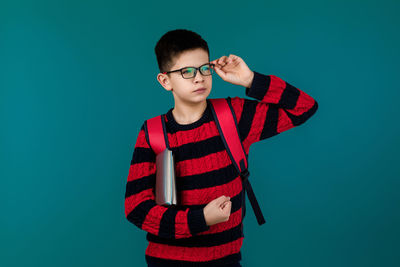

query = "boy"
[{"left": 124, "top": 29, "right": 318, "bottom": 267}]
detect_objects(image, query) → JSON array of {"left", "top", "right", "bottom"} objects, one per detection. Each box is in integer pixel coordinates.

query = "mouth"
[{"left": 194, "top": 87, "right": 206, "bottom": 92}]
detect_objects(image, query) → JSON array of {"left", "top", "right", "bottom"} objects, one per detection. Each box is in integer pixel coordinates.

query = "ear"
[{"left": 157, "top": 73, "right": 173, "bottom": 91}]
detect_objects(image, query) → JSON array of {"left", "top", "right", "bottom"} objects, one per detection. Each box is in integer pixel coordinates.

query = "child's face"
[{"left": 157, "top": 48, "right": 212, "bottom": 106}]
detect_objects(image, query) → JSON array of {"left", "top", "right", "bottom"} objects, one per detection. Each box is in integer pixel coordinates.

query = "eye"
[
  {"left": 201, "top": 65, "right": 210, "bottom": 71},
  {"left": 182, "top": 68, "right": 194, "bottom": 74}
]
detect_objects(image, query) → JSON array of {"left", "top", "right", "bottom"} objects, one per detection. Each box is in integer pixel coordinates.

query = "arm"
[
  {"left": 124, "top": 123, "right": 210, "bottom": 239},
  {"left": 229, "top": 71, "right": 318, "bottom": 150}
]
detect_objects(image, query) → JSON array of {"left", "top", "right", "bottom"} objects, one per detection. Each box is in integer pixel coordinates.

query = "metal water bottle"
[{"left": 155, "top": 148, "right": 177, "bottom": 206}]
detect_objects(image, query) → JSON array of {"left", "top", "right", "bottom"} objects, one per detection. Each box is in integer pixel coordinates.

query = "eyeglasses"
[{"left": 162, "top": 63, "right": 215, "bottom": 79}]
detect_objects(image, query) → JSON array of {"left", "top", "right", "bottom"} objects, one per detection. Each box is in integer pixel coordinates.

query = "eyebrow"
[{"left": 180, "top": 62, "right": 210, "bottom": 69}]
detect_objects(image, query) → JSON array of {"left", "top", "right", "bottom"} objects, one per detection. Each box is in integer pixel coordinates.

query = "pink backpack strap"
[
  {"left": 144, "top": 114, "right": 169, "bottom": 155},
  {"left": 209, "top": 97, "right": 266, "bottom": 225}
]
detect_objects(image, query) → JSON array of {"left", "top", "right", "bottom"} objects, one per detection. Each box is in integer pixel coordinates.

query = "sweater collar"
[{"left": 165, "top": 99, "right": 211, "bottom": 131}]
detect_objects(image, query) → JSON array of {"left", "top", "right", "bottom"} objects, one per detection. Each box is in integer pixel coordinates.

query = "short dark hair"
[{"left": 155, "top": 29, "right": 210, "bottom": 74}]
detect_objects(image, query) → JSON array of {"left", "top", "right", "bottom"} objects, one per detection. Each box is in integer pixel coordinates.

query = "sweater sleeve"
[
  {"left": 229, "top": 71, "right": 318, "bottom": 151},
  {"left": 124, "top": 123, "right": 210, "bottom": 239}
]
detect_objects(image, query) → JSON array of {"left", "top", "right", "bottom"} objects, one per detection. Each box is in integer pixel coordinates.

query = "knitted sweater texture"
[{"left": 124, "top": 71, "right": 318, "bottom": 266}]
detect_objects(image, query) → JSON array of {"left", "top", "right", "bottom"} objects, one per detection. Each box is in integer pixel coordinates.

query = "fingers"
[
  {"left": 214, "top": 56, "right": 239, "bottom": 72},
  {"left": 218, "top": 56, "right": 228, "bottom": 66},
  {"left": 213, "top": 64, "right": 227, "bottom": 79},
  {"left": 212, "top": 56, "right": 227, "bottom": 66},
  {"left": 211, "top": 55, "right": 237, "bottom": 68},
  {"left": 212, "top": 56, "right": 228, "bottom": 68},
  {"left": 218, "top": 195, "right": 231, "bottom": 209},
  {"left": 215, "top": 195, "right": 230, "bottom": 206},
  {"left": 221, "top": 200, "right": 232, "bottom": 212},
  {"left": 220, "top": 199, "right": 231, "bottom": 208}
]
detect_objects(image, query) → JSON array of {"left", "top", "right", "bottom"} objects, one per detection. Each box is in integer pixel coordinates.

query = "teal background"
[{"left": 1, "top": 0, "right": 399, "bottom": 266}]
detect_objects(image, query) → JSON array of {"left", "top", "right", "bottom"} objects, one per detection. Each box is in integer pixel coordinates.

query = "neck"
[{"left": 172, "top": 100, "right": 207, "bottom": 125}]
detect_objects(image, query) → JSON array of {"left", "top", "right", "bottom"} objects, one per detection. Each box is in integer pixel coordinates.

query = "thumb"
[{"left": 214, "top": 65, "right": 227, "bottom": 80}]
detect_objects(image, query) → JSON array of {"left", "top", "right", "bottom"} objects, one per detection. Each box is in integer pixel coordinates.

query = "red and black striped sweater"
[{"left": 124, "top": 71, "right": 318, "bottom": 266}]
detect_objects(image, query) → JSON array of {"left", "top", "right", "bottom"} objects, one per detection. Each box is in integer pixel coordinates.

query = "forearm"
[
  {"left": 245, "top": 71, "right": 317, "bottom": 112},
  {"left": 229, "top": 71, "right": 318, "bottom": 147}
]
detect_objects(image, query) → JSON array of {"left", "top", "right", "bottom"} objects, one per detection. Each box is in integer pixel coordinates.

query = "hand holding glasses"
[{"left": 162, "top": 63, "right": 215, "bottom": 79}]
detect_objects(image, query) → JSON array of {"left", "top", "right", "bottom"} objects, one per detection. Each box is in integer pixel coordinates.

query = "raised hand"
[{"left": 210, "top": 54, "right": 254, "bottom": 88}]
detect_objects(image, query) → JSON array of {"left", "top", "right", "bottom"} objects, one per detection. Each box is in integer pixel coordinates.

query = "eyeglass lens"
[{"left": 181, "top": 64, "right": 214, "bottom": 78}]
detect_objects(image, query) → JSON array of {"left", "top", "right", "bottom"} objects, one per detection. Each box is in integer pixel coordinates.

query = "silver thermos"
[{"left": 155, "top": 148, "right": 177, "bottom": 206}]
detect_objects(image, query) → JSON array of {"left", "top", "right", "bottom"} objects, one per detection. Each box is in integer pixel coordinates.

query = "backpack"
[{"left": 144, "top": 97, "right": 266, "bottom": 226}]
